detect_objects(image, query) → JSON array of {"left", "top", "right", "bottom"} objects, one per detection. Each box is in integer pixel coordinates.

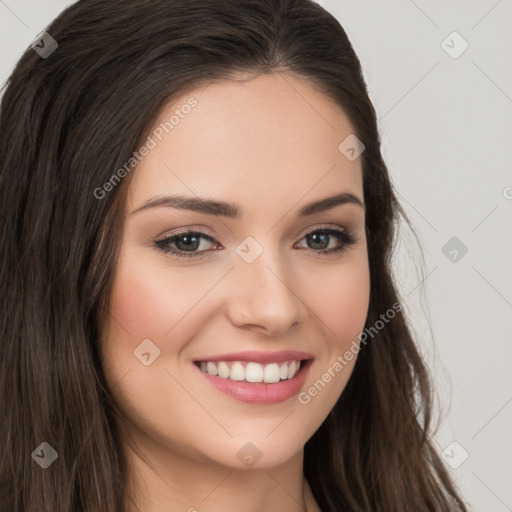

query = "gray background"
[{"left": 1, "top": 1, "right": 511, "bottom": 510}]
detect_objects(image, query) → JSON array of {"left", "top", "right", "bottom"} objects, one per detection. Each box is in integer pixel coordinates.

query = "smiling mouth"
[{"left": 193, "top": 359, "right": 309, "bottom": 384}]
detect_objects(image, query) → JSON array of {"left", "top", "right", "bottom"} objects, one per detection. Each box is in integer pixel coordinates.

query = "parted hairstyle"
[{"left": 0, "top": 0, "right": 468, "bottom": 510}]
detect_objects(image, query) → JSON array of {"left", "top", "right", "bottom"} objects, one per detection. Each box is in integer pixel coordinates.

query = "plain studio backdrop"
[{"left": 1, "top": 1, "right": 511, "bottom": 510}]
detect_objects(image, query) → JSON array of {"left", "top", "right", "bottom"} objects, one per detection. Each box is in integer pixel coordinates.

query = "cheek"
[
  {"left": 99, "top": 250, "right": 181, "bottom": 397},
  {"left": 109, "top": 275, "right": 171, "bottom": 338},
  {"left": 298, "top": 258, "right": 370, "bottom": 410},
  {"left": 106, "top": 247, "right": 218, "bottom": 340},
  {"left": 99, "top": 253, "right": 203, "bottom": 450},
  {"left": 99, "top": 248, "right": 226, "bottom": 411},
  {"left": 307, "top": 256, "right": 370, "bottom": 346}
]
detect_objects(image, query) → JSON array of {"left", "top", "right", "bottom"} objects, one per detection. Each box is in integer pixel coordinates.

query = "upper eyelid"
[{"left": 158, "top": 224, "right": 350, "bottom": 243}]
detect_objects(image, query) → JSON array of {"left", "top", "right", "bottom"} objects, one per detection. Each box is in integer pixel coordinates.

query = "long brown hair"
[{"left": 0, "top": 0, "right": 468, "bottom": 510}]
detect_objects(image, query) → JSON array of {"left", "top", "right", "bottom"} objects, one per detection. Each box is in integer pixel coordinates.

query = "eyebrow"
[{"left": 130, "top": 191, "right": 364, "bottom": 217}]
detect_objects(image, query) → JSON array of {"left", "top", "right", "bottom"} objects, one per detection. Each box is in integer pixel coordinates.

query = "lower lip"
[{"left": 193, "top": 359, "right": 313, "bottom": 404}]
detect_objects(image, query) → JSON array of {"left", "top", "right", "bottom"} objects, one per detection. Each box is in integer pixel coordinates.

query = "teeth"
[
  {"left": 230, "top": 362, "right": 245, "bottom": 381},
  {"left": 218, "top": 361, "right": 230, "bottom": 379},
  {"left": 246, "top": 362, "right": 263, "bottom": 383},
  {"left": 197, "top": 359, "right": 302, "bottom": 383},
  {"left": 263, "top": 363, "right": 281, "bottom": 383},
  {"left": 206, "top": 362, "right": 218, "bottom": 376},
  {"left": 288, "top": 361, "right": 297, "bottom": 379}
]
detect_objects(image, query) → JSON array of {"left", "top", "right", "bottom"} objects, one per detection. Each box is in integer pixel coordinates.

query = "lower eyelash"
[
  {"left": 154, "top": 231, "right": 216, "bottom": 259},
  {"left": 304, "top": 228, "right": 358, "bottom": 256},
  {"left": 154, "top": 228, "right": 358, "bottom": 259}
]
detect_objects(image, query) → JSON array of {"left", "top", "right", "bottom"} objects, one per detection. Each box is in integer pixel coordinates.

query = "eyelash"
[{"left": 154, "top": 225, "right": 358, "bottom": 260}]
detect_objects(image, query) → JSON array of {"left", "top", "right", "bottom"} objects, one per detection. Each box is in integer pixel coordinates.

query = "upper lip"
[{"left": 194, "top": 350, "right": 314, "bottom": 364}]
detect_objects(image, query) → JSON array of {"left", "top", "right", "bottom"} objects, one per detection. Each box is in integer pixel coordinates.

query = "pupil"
[
  {"left": 177, "top": 235, "right": 200, "bottom": 251},
  {"left": 308, "top": 232, "right": 329, "bottom": 250}
]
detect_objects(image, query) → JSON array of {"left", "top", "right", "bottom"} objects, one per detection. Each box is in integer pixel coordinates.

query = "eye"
[
  {"left": 154, "top": 230, "right": 220, "bottom": 259},
  {"left": 294, "top": 226, "right": 358, "bottom": 256},
  {"left": 154, "top": 225, "right": 358, "bottom": 259}
]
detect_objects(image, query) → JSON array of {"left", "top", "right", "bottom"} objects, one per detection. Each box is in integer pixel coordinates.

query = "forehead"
[{"left": 127, "top": 72, "right": 363, "bottom": 214}]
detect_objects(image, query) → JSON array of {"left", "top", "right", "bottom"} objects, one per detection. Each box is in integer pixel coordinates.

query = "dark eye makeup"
[{"left": 153, "top": 225, "right": 359, "bottom": 260}]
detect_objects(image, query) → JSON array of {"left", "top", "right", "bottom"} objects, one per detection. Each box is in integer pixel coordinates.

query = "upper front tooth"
[
  {"left": 263, "top": 363, "right": 281, "bottom": 383},
  {"left": 230, "top": 362, "right": 245, "bottom": 381},
  {"left": 218, "top": 361, "right": 230, "bottom": 378},
  {"left": 246, "top": 362, "right": 263, "bottom": 382}
]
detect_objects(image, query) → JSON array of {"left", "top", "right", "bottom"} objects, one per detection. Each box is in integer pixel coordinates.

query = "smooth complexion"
[{"left": 100, "top": 72, "right": 370, "bottom": 512}]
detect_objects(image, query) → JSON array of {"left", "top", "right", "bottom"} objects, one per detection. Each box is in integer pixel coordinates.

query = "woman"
[{"left": 0, "top": 0, "right": 468, "bottom": 510}]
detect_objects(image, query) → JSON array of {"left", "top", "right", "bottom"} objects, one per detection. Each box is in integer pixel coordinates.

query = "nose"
[{"left": 225, "top": 250, "right": 308, "bottom": 336}]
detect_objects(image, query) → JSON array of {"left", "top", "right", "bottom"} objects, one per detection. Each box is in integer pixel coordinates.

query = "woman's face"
[{"left": 101, "top": 72, "right": 370, "bottom": 470}]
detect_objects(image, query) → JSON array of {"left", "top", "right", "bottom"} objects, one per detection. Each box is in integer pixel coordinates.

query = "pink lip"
[
  {"left": 193, "top": 358, "right": 314, "bottom": 404},
  {"left": 193, "top": 350, "right": 314, "bottom": 364}
]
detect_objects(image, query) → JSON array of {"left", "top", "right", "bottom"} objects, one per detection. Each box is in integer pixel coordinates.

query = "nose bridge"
[{"left": 226, "top": 237, "right": 307, "bottom": 334}]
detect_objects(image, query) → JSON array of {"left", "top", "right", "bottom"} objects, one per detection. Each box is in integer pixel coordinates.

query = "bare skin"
[{"left": 100, "top": 71, "right": 370, "bottom": 512}]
